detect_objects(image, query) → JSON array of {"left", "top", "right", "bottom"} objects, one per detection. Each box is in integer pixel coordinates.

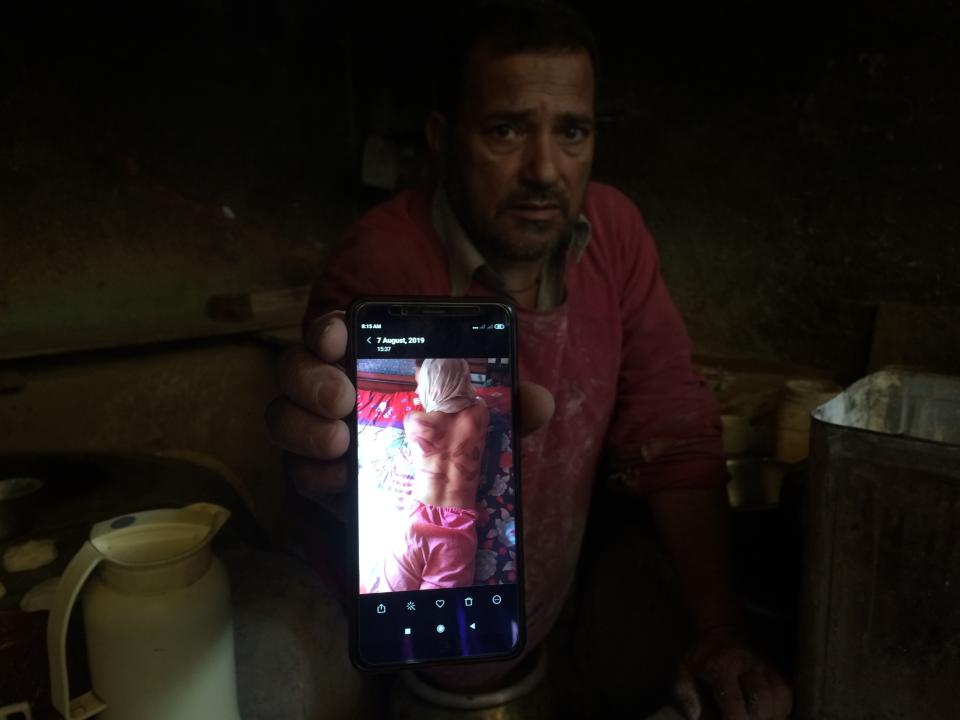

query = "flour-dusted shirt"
[{"left": 306, "top": 181, "right": 725, "bottom": 650}]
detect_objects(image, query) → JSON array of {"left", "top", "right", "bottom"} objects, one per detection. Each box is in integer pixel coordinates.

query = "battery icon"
[{"left": 494, "top": 323, "right": 505, "bottom": 330}]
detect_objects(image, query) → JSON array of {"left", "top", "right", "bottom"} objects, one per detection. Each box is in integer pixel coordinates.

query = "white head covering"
[{"left": 417, "top": 358, "right": 479, "bottom": 413}]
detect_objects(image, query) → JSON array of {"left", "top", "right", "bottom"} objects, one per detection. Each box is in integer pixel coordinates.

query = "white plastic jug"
[{"left": 47, "top": 503, "right": 241, "bottom": 720}]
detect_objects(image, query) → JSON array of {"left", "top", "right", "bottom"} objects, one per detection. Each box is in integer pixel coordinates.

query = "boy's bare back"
[{"left": 404, "top": 400, "right": 490, "bottom": 510}]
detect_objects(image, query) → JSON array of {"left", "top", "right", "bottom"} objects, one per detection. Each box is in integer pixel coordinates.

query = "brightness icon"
[{"left": 406, "top": 601, "right": 416, "bottom": 611}]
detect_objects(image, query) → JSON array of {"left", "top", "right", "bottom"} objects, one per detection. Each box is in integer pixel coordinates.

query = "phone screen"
[{"left": 348, "top": 298, "right": 523, "bottom": 669}]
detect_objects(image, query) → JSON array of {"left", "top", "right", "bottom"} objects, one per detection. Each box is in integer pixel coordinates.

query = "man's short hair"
[{"left": 435, "top": 0, "right": 598, "bottom": 118}]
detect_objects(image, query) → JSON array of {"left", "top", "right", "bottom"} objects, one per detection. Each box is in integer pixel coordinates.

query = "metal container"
[
  {"left": 389, "top": 649, "right": 551, "bottom": 718},
  {"left": 0, "top": 477, "right": 45, "bottom": 541},
  {"left": 797, "top": 370, "right": 960, "bottom": 720}
]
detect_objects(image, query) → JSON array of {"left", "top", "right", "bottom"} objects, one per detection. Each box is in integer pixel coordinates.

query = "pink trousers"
[{"left": 381, "top": 500, "right": 478, "bottom": 591}]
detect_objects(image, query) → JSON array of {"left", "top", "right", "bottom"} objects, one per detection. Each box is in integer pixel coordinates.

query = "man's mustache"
[{"left": 500, "top": 187, "right": 568, "bottom": 213}]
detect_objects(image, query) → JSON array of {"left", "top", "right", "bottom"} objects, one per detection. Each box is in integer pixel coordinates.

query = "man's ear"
[{"left": 425, "top": 112, "right": 449, "bottom": 173}]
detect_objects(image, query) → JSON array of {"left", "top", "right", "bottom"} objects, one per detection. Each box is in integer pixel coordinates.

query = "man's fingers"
[
  {"left": 742, "top": 668, "right": 773, "bottom": 720},
  {"left": 700, "top": 656, "right": 748, "bottom": 720},
  {"left": 766, "top": 667, "right": 793, "bottom": 720},
  {"left": 672, "top": 661, "right": 702, "bottom": 720},
  {"left": 278, "top": 347, "right": 356, "bottom": 419},
  {"left": 284, "top": 452, "right": 347, "bottom": 505},
  {"left": 265, "top": 396, "right": 350, "bottom": 460},
  {"left": 303, "top": 311, "right": 348, "bottom": 364},
  {"left": 711, "top": 675, "right": 749, "bottom": 720},
  {"left": 679, "top": 641, "right": 791, "bottom": 720},
  {"left": 518, "top": 380, "right": 554, "bottom": 436}
]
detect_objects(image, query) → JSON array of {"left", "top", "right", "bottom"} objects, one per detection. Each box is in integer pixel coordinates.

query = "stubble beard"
[
  {"left": 445, "top": 177, "right": 576, "bottom": 265},
  {"left": 477, "top": 219, "right": 569, "bottom": 263}
]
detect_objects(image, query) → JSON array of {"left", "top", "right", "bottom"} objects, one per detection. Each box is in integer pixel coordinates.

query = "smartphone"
[{"left": 346, "top": 297, "right": 524, "bottom": 670}]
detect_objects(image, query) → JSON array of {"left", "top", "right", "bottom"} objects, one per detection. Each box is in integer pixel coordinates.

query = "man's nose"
[{"left": 520, "top": 132, "right": 560, "bottom": 187}]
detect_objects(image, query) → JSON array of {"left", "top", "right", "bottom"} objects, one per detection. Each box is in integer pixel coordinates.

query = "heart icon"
[{"left": 435, "top": 599, "right": 445, "bottom": 608}]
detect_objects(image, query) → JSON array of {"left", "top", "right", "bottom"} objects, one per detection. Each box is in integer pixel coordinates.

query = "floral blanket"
[{"left": 356, "top": 387, "right": 516, "bottom": 585}]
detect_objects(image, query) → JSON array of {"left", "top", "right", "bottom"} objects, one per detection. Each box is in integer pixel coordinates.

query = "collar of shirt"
[{"left": 431, "top": 185, "right": 591, "bottom": 310}]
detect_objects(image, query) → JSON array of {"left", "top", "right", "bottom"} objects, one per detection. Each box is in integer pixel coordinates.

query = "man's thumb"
[
  {"left": 518, "top": 380, "right": 554, "bottom": 436},
  {"left": 673, "top": 661, "right": 702, "bottom": 720}
]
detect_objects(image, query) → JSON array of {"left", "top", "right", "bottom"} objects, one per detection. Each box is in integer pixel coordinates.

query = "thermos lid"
[{"left": 87, "top": 503, "right": 230, "bottom": 566}]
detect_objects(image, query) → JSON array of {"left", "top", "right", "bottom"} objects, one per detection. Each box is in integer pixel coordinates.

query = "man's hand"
[
  {"left": 265, "top": 311, "right": 354, "bottom": 505},
  {"left": 673, "top": 628, "right": 793, "bottom": 720},
  {"left": 647, "top": 486, "right": 793, "bottom": 719},
  {"left": 265, "top": 310, "right": 555, "bottom": 507}
]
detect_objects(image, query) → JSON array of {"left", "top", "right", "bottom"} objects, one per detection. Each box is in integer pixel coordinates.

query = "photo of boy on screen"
[{"left": 356, "top": 357, "right": 516, "bottom": 594}]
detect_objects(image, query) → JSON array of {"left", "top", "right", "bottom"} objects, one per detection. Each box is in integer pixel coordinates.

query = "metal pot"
[
  {"left": 0, "top": 477, "right": 45, "bottom": 541},
  {"left": 390, "top": 649, "right": 551, "bottom": 718}
]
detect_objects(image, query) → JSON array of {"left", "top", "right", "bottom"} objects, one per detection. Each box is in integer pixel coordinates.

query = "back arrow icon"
[{"left": 366, "top": 336, "right": 372, "bottom": 344}]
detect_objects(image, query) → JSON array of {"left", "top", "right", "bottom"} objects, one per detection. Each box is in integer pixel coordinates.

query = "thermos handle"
[
  {"left": 46, "top": 541, "right": 108, "bottom": 720},
  {"left": 0, "top": 702, "right": 33, "bottom": 720}
]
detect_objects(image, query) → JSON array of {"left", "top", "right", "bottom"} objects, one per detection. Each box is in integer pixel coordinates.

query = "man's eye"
[
  {"left": 490, "top": 124, "right": 518, "bottom": 140},
  {"left": 562, "top": 126, "right": 591, "bottom": 142}
]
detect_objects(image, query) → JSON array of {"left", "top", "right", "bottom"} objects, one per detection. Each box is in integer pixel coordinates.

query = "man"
[
  {"left": 266, "top": 2, "right": 792, "bottom": 718},
  {"left": 376, "top": 358, "right": 490, "bottom": 592}
]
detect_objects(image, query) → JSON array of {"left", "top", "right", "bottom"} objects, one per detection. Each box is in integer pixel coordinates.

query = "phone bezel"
[{"left": 346, "top": 296, "right": 526, "bottom": 671}]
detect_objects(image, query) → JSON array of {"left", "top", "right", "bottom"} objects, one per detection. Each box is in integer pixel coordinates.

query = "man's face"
[{"left": 440, "top": 47, "right": 595, "bottom": 264}]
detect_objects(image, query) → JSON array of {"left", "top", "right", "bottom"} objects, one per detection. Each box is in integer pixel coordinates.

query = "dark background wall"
[
  {"left": 2, "top": 1, "right": 957, "bottom": 382},
  {"left": 585, "top": 1, "right": 960, "bottom": 381}
]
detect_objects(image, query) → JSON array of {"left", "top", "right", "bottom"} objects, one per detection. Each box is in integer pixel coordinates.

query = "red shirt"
[{"left": 306, "top": 181, "right": 725, "bottom": 647}]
